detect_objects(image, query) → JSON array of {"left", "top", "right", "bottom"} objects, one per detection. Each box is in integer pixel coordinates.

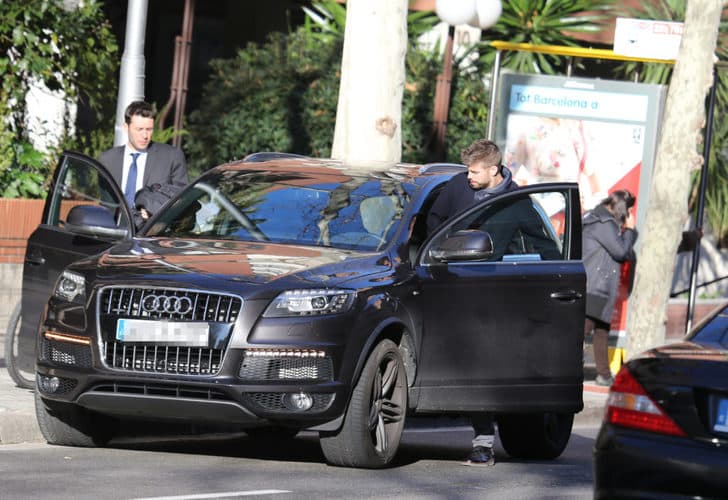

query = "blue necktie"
[{"left": 125, "top": 152, "right": 140, "bottom": 207}]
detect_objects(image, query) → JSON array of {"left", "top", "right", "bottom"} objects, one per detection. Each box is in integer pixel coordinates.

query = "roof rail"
[
  {"left": 242, "top": 152, "right": 310, "bottom": 163},
  {"left": 420, "top": 162, "right": 465, "bottom": 173}
]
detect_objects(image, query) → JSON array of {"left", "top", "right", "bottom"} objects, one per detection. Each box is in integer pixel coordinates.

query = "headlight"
[
  {"left": 263, "top": 289, "right": 356, "bottom": 317},
  {"left": 54, "top": 270, "right": 86, "bottom": 303}
]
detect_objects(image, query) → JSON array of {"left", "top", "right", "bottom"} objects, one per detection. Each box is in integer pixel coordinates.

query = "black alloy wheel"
[{"left": 320, "top": 339, "right": 408, "bottom": 468}]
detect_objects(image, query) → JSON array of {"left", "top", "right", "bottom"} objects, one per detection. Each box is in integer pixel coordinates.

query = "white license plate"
[
  {"left": 116, "top": 319, "right": 209, "bottom": 347},
  {"left": 714, "top": 398, "right": 728, "bottom": 432}
]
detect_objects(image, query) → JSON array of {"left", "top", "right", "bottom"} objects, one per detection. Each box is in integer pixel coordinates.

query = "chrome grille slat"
[
  {"left": 99, "top": 286, "right": 242, "bottom": 376},
  {"left": 104, "top": 342, "right": 223, "bottom": 375},
  {"left": 126, "top": 289, "right": 133, "bottom": 315}
]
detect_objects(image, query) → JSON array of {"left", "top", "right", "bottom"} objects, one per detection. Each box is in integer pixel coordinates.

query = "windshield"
[{"left": 144, "top": 169, "right": 409, "bottom": 251}]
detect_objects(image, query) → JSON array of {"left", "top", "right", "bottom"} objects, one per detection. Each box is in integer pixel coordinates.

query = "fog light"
[
  {"left": 38, "top": 375, "right": 60, "bottom": 393},
  {"left": 282, "top": 392, "right": 314, "bottom": 411}
]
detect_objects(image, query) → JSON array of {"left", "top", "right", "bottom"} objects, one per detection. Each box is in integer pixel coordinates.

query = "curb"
[
  {"left": 576, "top": 383, "right": 608, "bottom": 427},
  {"left": 0, "top": 408, "right": 42, "bottom": 445},
  {"left": 0, "top": 374, "right": 42, "bottom": 444}
]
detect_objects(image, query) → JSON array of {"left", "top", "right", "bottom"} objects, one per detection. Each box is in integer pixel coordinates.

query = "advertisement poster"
[{"left": 496, "top": 73, "right": 666, "bottom": 345}]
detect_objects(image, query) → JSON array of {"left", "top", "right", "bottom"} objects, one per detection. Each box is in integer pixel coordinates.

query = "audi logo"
[{"left": 141, "top": 295, "right": 193, "bottom": 314}]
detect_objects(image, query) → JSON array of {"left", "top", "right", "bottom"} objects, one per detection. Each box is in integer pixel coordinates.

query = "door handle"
[{"left": 550, "top": 290, "right": 582, "bottom": 302}]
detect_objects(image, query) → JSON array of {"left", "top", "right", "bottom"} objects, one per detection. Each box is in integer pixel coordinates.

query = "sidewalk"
[{"left": 0, "top": 330, "right": 609, "bottom": 445}]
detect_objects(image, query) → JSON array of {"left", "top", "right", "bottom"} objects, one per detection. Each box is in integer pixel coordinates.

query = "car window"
[
  {"left": 145, "top": 171, "right": 409, "bottom": 251},
  {"left": 47, "top": 156, "right": 130, "bottom": 231},
  {"left": 689, "top": 306, "right": 728, "bottom": 348},
  {"left": 430, "top": 191, "right": 566, "bottom": 262}
]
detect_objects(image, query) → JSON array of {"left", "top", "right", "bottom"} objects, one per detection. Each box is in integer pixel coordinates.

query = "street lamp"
[{"left": 431, "top": 0, "right": 502, "bottom": 160}]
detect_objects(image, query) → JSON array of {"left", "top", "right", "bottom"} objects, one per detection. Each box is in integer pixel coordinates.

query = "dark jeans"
[
  {"left": 585, "top": 316, "right": 611, "bottom": 378},
  {"left": 472, "top": 413, "right": 495, "bottom": 448}
]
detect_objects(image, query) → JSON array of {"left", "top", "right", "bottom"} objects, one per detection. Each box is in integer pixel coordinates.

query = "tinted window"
[
  {"left": 145, "top": 170, "right": 410, "bottom": 251},
  {"left": 48, "top": 156, "right": 129, "bottom": 231},
  {"left": 689, "top": 306, "right": 728, "bottom": 348},
  {"left": 430, "top": 191, "right": 565, "bottom": 262}
]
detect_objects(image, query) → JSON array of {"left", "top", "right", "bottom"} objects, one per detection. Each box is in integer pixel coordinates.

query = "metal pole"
[
  {"left": 173, "top": 0, "right": 195, "bottom": 148},
  {"left": 685, "top": 66, "right": 717, "bottom": 333},
  {"left": 431, "top": 25, "right": 455, "bottom": 161},
  {"left": 486, "top": 49, "right": 501, "bottom": 140},
  {"left": 113, "top": 0, "right": 149, "bottom": 146},
  {"left": 158, "top": 37, "right": 182, "bottom": 131}
]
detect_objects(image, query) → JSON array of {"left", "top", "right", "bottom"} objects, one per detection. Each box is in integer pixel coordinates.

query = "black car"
[
  {"left": 593, "top": 301, "right": 728, "bottom": 498},
  {"left": 24, "top": 151, "right": 586, "bottom": 468}
]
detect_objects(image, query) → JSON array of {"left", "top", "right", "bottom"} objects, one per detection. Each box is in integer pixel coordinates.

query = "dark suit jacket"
[{"left": 98, "top": 141, "right": 189, "bottom": 192}]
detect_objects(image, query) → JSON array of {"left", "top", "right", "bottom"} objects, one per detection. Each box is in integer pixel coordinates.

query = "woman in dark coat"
[{"left": 582, "top": 190, "right": 637, "bottom": 386}]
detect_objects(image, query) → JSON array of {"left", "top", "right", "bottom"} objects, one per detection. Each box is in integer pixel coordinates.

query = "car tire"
[
  {"left": 319, "top": 339, "right": 407, "bottom": 468},
  {"left": 4, "top": 303, "right": 35, "bottom": 390},
  {"left": 35, "top": 391, "right": 118, "bottom": 447},
  {"left": 497, "top": 412, "right": 574, "bottom": 460}
]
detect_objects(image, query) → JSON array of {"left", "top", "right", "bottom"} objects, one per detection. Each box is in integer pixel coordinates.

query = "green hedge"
[{"left": 184, "top": 27, "right": 490, "bottom": 176}]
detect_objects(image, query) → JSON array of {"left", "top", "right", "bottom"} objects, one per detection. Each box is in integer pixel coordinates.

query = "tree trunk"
[
  {"left": 331, "top": 0, "right": 408, "bottom": 165},
  {"left": 626, "top": 0, "right": 723, "bottom": 357}
]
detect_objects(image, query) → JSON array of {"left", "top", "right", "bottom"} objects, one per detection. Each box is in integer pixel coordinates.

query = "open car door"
[
  {"left": 415, "top": 183, "right": 584, "bottom": 412},
  {"left": 12, "top": 151, "right": 133, "bottom": 384},
  {"left": 413, "top": 183, "right": 585, "bottom": 459}
]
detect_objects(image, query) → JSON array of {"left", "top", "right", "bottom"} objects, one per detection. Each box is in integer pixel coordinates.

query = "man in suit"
[{"left": 99, "top": 100, "right": 188, "bottom": 224}]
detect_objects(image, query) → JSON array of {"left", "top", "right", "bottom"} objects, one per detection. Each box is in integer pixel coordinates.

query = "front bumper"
[
  {"left": 36, "top": 364, "right": 348, "bottom": 431},
  {"left": 36, "top": 334, "right": 351, "bottom": 431},
  {"left": 37, "top": 287, "right": 364, "bottom": 431}
]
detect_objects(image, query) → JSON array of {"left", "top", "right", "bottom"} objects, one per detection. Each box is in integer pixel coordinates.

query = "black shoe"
[
  {"left": 462, "top": 446, "right": 495, "bottom": 467},
  {"left": 595, "top": 374, "right": 614, "bottom": 386}
]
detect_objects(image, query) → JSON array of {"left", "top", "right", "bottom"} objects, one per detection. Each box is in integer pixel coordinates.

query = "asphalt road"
[{"left": 0, "top": 422, "right": 600, "bottom": 500}]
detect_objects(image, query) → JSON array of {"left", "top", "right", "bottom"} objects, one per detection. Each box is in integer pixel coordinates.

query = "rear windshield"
[{"left": 688, "top": 305, "right": 728, "bottom": 348}]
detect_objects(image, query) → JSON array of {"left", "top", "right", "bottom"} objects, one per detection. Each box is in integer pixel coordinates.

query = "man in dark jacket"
[
  {"left": 99, "top": 101, "right": 188, "bottom": 226},
  {"left": 427, "top": 140, "right": 518, "bottom": 234},
  {"left": 132, "top": 183, "right": 184, "bottom": 228},
  {"left": 427, "top": 139, "right": 518, "bottom": 467},
  {"left": 582, "top": 190, "right": 637, "bottom": 386}
]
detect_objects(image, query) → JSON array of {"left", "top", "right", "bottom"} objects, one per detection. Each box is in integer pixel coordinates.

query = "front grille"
[
  {"left": 103, "top": 343, "right": 223, "bottom": 375},
  {"left": 40, "top": 338, "right": 92, "bottom": 368},
  {"left": 240, "top": 354, "right": 333, "bottom": 381},
  {"left": 98, "top": 287, "right": 241, "bottom": 376},
  {"left": 246, "top": 392, "right": 335, "bottom": 412},
  {"left": 99, "top": 287, "right": 242, "bottom": 322}
]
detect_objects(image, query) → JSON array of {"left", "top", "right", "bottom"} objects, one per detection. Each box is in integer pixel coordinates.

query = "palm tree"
[{"left": 478, "top": 0, "right": 614, "bottom": 74}]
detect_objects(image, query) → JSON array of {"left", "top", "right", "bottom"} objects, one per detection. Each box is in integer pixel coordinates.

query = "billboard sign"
[
  {"left": 613, "top": 17, "right": 683, "bottom": 61},
  {"left": 496, "top": 73, "right": 667, "bottom": 343}
]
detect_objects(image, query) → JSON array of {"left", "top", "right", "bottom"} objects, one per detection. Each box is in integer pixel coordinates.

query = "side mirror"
[
  {"left": 64, "top": 205, "right": 129, "bottom": 239},
  {"left": 429, "top": 229, "right": 494, "bottom": 262}
]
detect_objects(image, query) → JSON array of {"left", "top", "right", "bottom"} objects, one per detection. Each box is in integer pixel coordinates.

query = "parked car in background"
[
  {"left": 594, "top": 301, "right": 728, "bottom": 498},
  {"left": 25, "top": 151, "right": 586, "bottom": 468}
]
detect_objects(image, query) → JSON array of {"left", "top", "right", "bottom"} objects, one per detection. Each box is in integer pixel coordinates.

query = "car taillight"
[{"left": 605, "top": 365, "right": 687, "bottom": 437}]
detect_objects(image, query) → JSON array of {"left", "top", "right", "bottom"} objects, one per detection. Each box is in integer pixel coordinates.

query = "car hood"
[{"left": 74, "top": 237, "right": 392, "bottom": 289}]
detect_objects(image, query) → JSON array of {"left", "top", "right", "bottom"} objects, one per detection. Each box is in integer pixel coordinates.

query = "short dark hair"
[
  {"left": 602, "top": 189, "right": 636, "bottom": 224},
  {"left": 460, "top": 139, "right": 503, "bottom": 169},
  {"left": 124, "top": 101, "right": 155, "bottom": 124}
]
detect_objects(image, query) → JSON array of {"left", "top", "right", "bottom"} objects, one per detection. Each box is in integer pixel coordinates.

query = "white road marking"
[{"left": 131, "top": 490, "right": 291, "bottom": 500}]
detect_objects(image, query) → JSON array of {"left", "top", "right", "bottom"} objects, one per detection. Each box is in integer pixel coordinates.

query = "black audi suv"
[{"left": 21, "top": 151, "right": 586, "bottom": 468}]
